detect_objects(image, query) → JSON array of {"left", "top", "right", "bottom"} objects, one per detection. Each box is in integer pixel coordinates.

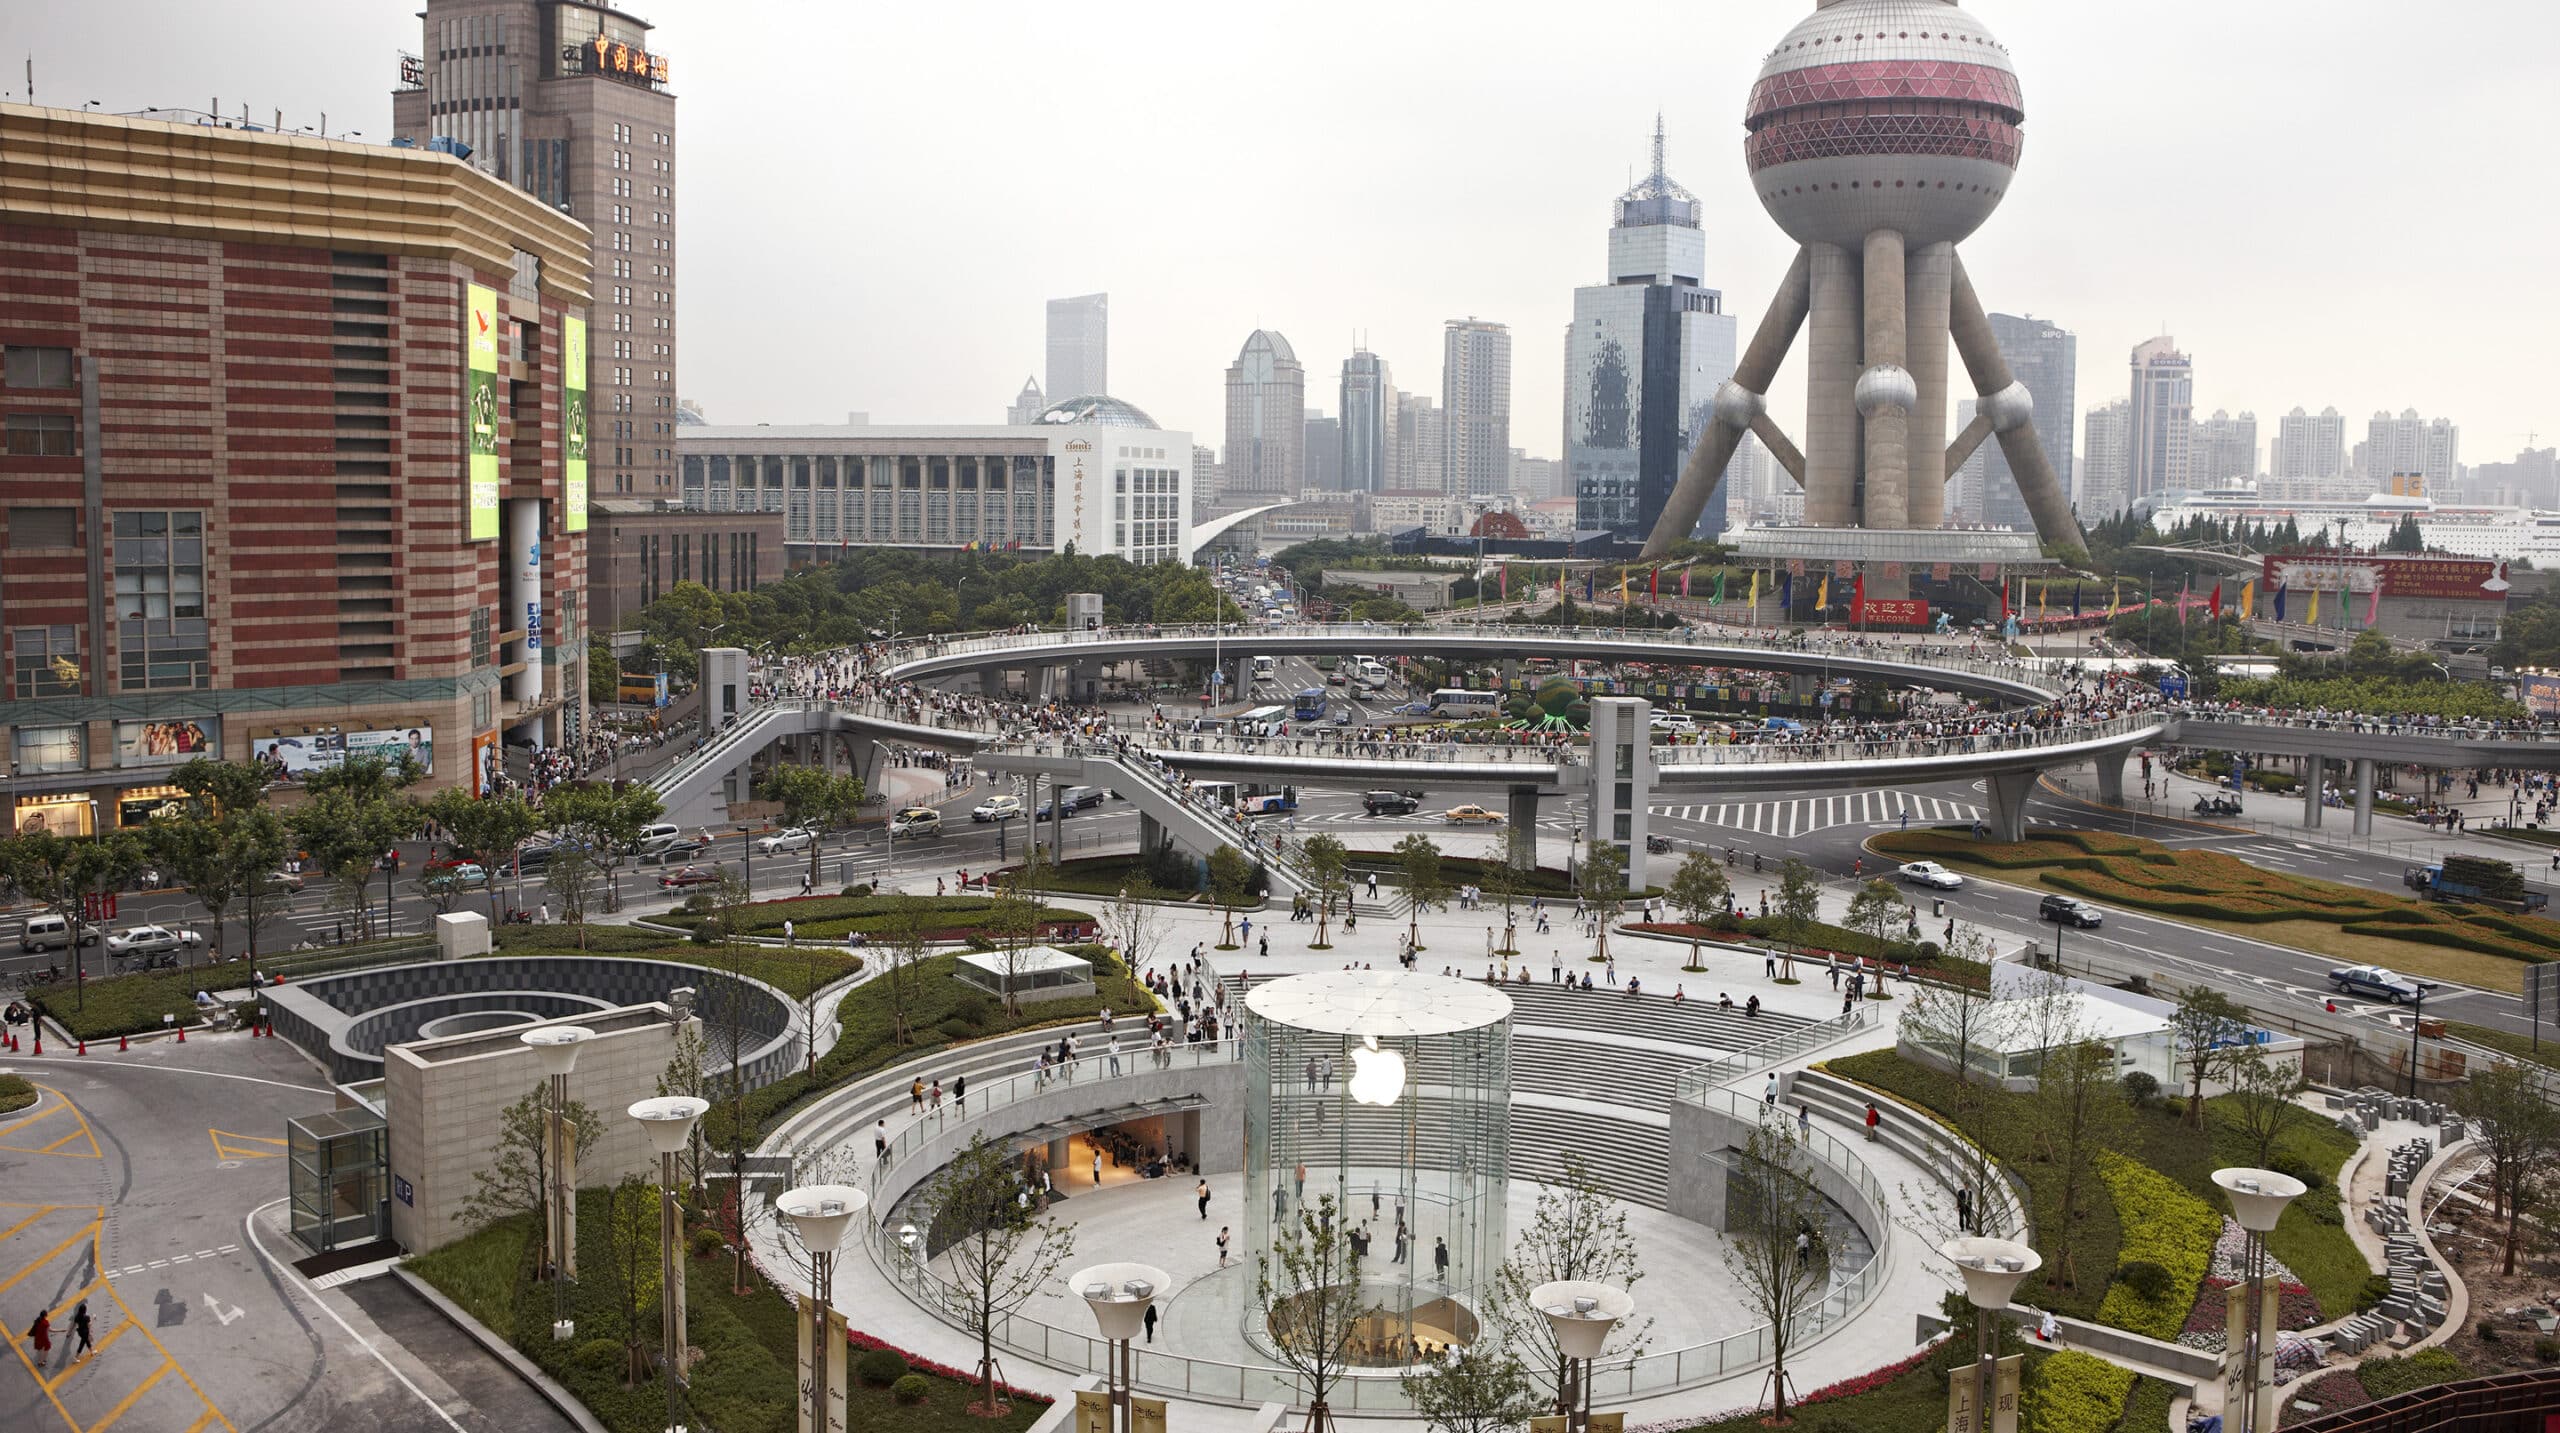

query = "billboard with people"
[{"left": 253, "top": 725, "right": 434, "bottom": 780}]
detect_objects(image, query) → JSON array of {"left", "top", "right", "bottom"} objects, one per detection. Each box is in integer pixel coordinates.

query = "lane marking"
[
  {"left": 84, "top": 1359, "right": 173, "bottom": 1433},
  {"left": 0, "top": 1204, "right": 233, "bottom": 1433},
  {"left": 240, "top": 1199, "right": 468, "bottom": 1433},
  {"left": 207, "top": 1130, "right": 287, "bottom": 1163}
]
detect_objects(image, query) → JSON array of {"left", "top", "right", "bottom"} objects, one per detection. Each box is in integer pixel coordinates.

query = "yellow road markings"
[
  {"left": 206, "top": 1130, "right": 286, "bottom": 1162},
  {"left": 0, "top": 1203, "right": 234, "bottom": 1433},
  {"left": 0, "top": 1088, "right": 100, "bottom": 1160},
  {"left": 81, "top": 1360, "right": 171, "bottom": 1433},
  {"left": 0, "top": 1221, "right": 100, "bottom": 1298}
]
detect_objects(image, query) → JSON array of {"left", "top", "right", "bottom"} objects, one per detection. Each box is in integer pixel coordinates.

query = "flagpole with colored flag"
[
  {"left": 2239, "top": 579, "right": 2255, "bottom": 620},
  {"left": 2209, "top": 582, "right": 2223, "bottom": 621}
]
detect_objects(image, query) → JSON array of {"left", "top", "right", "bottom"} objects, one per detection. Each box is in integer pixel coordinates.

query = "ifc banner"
[
  {"left": 563, "top": 313, "right": 588, "bottom": 532},
  {"left": 465, "top": 282, "right": 501, "bottom": 541}
]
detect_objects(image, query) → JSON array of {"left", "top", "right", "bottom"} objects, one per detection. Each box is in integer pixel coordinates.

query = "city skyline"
[{"left": 8, "top": 0, "right": 2553, "bottom": 479}]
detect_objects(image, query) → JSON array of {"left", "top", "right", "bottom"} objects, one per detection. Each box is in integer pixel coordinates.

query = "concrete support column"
[
  {"left": 2094, "top": 751, "right": 2126, "bottom": 807},
  {"left": 1904, "top": 241, "right": 1955, "bottom": 530},
  {"left": 1504, "top": 788, "right": 1539, "bottom": 869},
  {"left": 1138, "top": 811, "right": 1164, "bottom": 859},
  {"left": 2302, "top": 759, "right": 2323, "bottom": 829},
  {"left": 1858, "top": 228, "right": 1911, "bottom": 534},
  {"left": 1803, "top": 243, "right": 1862, "bottom": 527},
  {"left": 1985, "top": 769, "right": 2035, "bottom": 843},
  {"left": 2353, "top": 758, "right": 2376, "bottom": 837}
]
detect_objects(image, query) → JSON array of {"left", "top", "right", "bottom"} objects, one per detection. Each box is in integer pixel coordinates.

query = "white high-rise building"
[
  {"left": 1396, "top": 392, "right": 1445, "bottom": 493},
  {"left": 1046, "top": 293, "right": 1108, "bottom": 400},
  {"left": 1950, "top": 398, "right": 1990, "bottom": 522},
  {"left": 1442, "top": 318, "right": 1511, "bottom": 499},
  {"left": 1339, "top": 350, "right": 1397, "bottom": 494},
  {"left": 1564, "top": 121, "right": 1738, "bottom": 539},
  {"left": 2190, "top": 409, "right": 2258, "bottom": 487},
  {"left": 1979, "top": 314, "right": 2076, "bottom": 530},
  {"left": 2080, "top": 400, "right": 2131, "bottom": 518},
  {"left": 2127, "top": 336, "right": 2192, "bottom": 510},
  {"left": 2364, "top": 409, "right": 2460, "bottom": 493},
  {"left": 2272, "top": 406, "right": 2346, "bottom": 484}
]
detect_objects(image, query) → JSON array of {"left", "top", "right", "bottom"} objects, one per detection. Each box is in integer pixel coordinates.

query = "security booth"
[{"left": 287, "top": 1106, "right": 390, "bottom": 1254}]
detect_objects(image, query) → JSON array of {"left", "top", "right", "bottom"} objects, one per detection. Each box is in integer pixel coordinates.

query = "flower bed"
[{"left": 2093, "top": 1153, "right": 2222, "bottom": 1339}]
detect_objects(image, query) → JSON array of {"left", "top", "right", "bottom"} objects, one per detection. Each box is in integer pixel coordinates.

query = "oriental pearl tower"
[{"left": 1643, "top": 0, "right": 2084, "bottom": 578}]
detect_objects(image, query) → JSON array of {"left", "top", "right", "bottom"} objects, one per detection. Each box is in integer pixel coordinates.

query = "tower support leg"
[
  {"left": 1643, "top": 248, "right": 1813, "bottom": 558},
  {"left": 1804, "top": 243, "right": 1862, "bottom": 528},
  {"left": 1859, "top": 228, "right": 1911, "bottom": 536},
  {"left": 1905, "top": 242, "right": 1955, "bottom": 530},
  {"left": 1948, "top": 255, "right": 2087, "bottom": 552}
]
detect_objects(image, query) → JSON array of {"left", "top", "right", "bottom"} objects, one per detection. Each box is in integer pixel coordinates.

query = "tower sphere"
[{"left": 1744, "top": 0, "right": 2024, "bottom": 250}]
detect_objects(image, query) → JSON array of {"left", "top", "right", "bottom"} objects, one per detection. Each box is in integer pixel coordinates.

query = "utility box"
[{"left": 434, "top": 911, "right": 490, "bottom": 961}]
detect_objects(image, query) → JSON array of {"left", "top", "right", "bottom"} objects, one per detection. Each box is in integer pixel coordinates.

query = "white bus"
[
  {"left": 1429, "top": 689, "right": 1502, "bottom": 719},
  {"left": 1252, "top": 655, "right": 1278, "bottom": 681},
  {"left": 1356, "top": 659, "right": 1391, "bottom": 686},
  {"left": 1234, "top": 705, "right": 1290, "bottom": 737}
]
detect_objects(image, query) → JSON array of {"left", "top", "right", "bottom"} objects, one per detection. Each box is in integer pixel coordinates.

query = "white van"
[{"left": 19, "top": 914, "right": 98, "bottom": 954}]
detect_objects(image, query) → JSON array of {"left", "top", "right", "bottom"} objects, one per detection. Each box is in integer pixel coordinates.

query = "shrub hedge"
[
  {"left": 2092, "top": 1154, "right": 2221, "bottom": 1339},
  {"left": 2021, "top": 1351, "right": 2136, "bottom": 1433}
]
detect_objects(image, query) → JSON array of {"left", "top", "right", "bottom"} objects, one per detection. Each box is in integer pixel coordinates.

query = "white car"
[
  {"left": 972, "top": 795, "right": 1024, "bottom": 823},
  {"left": 105, "top": 924, "right": 203, "bottom": 958},
  {"left": 887, "top": 807, "right": 943, "bottom": 838},
  {"left": 756, "top": 826, "right": 820, "bottom": 856},
  {"left": 1896, "top": 861, "right": 1965, "bottom": 891}
]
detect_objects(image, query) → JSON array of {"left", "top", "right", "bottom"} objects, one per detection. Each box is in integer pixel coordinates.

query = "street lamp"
[
  {"left": 1531, "top": 1279, "right": 1632, "bottom": 1433},
  {"left": 631, "top": 1096, "right": 709, "bottom": 1433},
  {"left": 1069, "top": 1262, "right": 1167, "bottom": 1433},
  {"left": 2212, "top": 1169, "right": 2305, "bottom": 1433},
  {"left": 778, "top": 1183, "right": 868, "bottom": 1433},
  {"left": 1942, "top": 1237, "right": 2039, "bottom": 1433},
  {"left": 522, "top": 1025, "right": 595, "bottom": 1340}
]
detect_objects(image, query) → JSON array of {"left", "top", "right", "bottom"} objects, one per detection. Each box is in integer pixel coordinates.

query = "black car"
[
  {"left": 1362, "top": 790, "right": 1422, "bottom": 817},
  {"left": 2038, "top": 894, "right": 2103, "bottom": 928},
  {"left": 1035, "top": 785, "right": 1108, "bottom": 820}
]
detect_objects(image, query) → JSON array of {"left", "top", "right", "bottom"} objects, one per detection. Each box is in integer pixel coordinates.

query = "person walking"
[
  {"left": 1765, "top": 951, "right": 1777, "bottom": 979},
  {"left": 1433, "top": 1236, "right": 1449, "bottom": 1280},
  {"left": 1797, "top": 1101, "right": 1812, "bottom": 1140},
  {"left": 1143, "top": 1303, "right": 1159, "bottom": 1343},
  {"left": 952, "top": 1073, "right": 966, "bottom": 1114},
  {"left": 1216, "top": 1226, "right": 1232, "bottom": 1267},
  {"left": 1392, "top": 1223, "right": 1409, "bottom": 1264},
  {"left": 875, "top": 1120, "right": 891, "bottom": 1165},
  {"left": 68, "top": 1302, "right": 91, "bottom": 1360},
  {"left": 1197, "top": 1179, "right": 1212, "bottom": 1219},
  {"left": 1763, "top": 1073, "right": 1779, "bottom": 1109},
  {"left": 1295, "top": 1160, "right": 1307, "bottom": 1201},
  {"left": 1955, "top": 1185, "right": 1975, "bottom": 1234},
  {"left": 1863, "top": 1100, "right": 1881, "bottom": 1142},
  {"left": 783, "top": 918, "right": 796, "bottom": 948},
  {"left": 1093, "top": 1149, "right": 1103, "bottom": 1185},
  {"left": 26, "top": 1309, "right": 50, "bottom": 1371},
  {"left": 1367, "top": 871, "right": 1379, "bottom": 898},
  {"left": 1551, "top": 951, "right": 1563, "bottom": 984}
]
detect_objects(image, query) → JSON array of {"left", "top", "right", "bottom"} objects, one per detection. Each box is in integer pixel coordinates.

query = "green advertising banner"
[
  {"left": 563, "top": 312, "right": 588, "bottom": 532},
  {"left": 465, "top": 282, "right": 501, "bottom": 541}
]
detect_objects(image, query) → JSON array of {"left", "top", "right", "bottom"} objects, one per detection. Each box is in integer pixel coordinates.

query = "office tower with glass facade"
[
  {"left": 1441, "top": 320, "right": 1511, "bottom": 499},
  {"left": 2127, "top": 336, "right": 2193, "bottom": 510},
  {"left": 1567, "top": 124, "right": 1738, "bottom": 539},
  {"left": 1978, "top": 314, "right": 2074, "bottom": 529},
  {"left": 1047, "top": 293, "right": 1109, "bottom": 401},
  {"left": 1340, "top": 351, "right": 1397, "bottom": 494},
  {"left": 1223, "top": 330, "right": 1306, "bottom": 504}
]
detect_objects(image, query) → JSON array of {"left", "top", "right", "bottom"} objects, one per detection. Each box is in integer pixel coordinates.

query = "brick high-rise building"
[
  {"left": 0, "top": 104, "right": 592, "bottom": 823},
  {"left": 394, "top": 1, "right": 677, "bottom": 506}
]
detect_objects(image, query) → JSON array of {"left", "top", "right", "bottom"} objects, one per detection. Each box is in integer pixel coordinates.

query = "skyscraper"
[
  {"left": 2081, "top": 400, "right": 2131, "bottom": 518},
  {"left": 1441, "top": 319, "right": 1511, "bottom": 499},
  {"left": 394, "top": 0, "right": 678, "bottom": 503},
  {"left": 1303, "top": 412, "right": 1342, "bottom": 492},
  {"left": 1046, "top": 293, "right": 1109, "bottom": 399},
  {"left": 2189, "top": 409, "right": 2259, "bottom": 487},
  {"left": 1223, "top": 329, "right": 1306, "bottom": 502},
  {"left": 1395, "top": 393, "right": 1444, "bottom": 493},
  {"left": 1979, "top": 314, "right": 2076, "bottom": 530},
  {"left": 2127, "top": 336, "right": 2193, "bottom": 510},
  {"left": 1949, "top": 399, "right": 1989, "bottom": 523},
  {"left": 1007, "top": 376, "right": 1046, "bottom": 426},
  {"left": 1566, "top": 122, "right": 1738, "bottom": 539},
  {"left": 2364, "top": 409, "right": 2460, "bottom": 493},
  {"left": 1339, "top": 350, "right": 1397, "bottom": 494},
  {"left": 2272, "top": 406, "right": 2347, "bottom": 484}
]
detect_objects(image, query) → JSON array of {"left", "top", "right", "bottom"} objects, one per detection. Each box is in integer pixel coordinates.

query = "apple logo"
[{"left": 1346, "top": 1036, "right": 1405, "bottom": 1108}]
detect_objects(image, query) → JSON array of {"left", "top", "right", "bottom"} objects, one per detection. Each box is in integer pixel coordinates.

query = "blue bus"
[{"left": 1294, "top": 687, "right": 1327, "bottom": 721}]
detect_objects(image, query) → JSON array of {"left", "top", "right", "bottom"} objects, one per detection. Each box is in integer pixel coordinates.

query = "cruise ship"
[{"left": 2146, "top": 489, "right": 2552, "bottom": 564}]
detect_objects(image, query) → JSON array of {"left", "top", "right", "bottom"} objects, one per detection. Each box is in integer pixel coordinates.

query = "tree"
[
  {"left": 1494, "top": 1153, "right": 1652, "bottom": 1415},
  {"left": 595, "top": 1173, "right": 663, "bottom": 1384},
  {"left": 1665, "top": 852, "right": 1731, "bottom": 968},
  {"left": 1722, "top": 1111, "right": 1831, "bottom": 1422},
  {"left": 1105, "top": 882, "right": 1168, "bottom": 984},
  {"left": 877, "top": 893, "right": 939, "bottom": 1039},
  {"left": 755, "top": 764, "right": 866, "bottom": 890},
  {"left": 1207, "top": 844, "right": 1253, "bottom": 949},
  {"left": 173, "top": 755, "right": 276, "bottom": 819},
  {"left": 1770, "top": 858, "right": 1824, "bottom": 979},
  {"left": 2168, "top": 985, "right": 2253, "bottom": 1128},
  {"left": 460, "top": 1082, "right": 601, "bottom": 1244},
  {"left": 540, "top": 781, "right": 666, "bottom": 929},
  {"left": 1478, "top": 856, "right": 1526, "bottom": 955},
  {"left": 286, "top": 754, "right": 423, "bottom": 940},
  {"left": 695, "top": 869, "right": 761, "bottom": 1292},
  {"left": 424, "top": 787, "right": 543, "bottom": 923},
  {"left": 0, "top": 830, "right": 147, "bottom": 999},
  {"left": 2031, "top": 1030, "right": 2132, "bottom": 1293},
  {"left": 1256, "top": 1192, "right": 1364, "bottom": 1433},
  {"left": 1400, "top": 1342, "right": 1541, "bottom": 1433},
  {"left": 988, "top": 867, "right": 1047, "bottom": 1017},
  {"left": 655, "top": 1018, "right": 712, "bottom": 1205},
  {"left": 1845, "top": 878, "right": 1905, "bottom": 955},
  {"left": 2452, "top": 1059, "right": 2560, "bottom": 1275},
  {"left": 1578, "top": 841, "right": 1626, "bottom": 967},
  {"left": 1396, "top": 833, "right": 1449, "bottom": 952},
  {"left": 926, "top": 1132, "right": 1075, "bottom": 1412},
  {"left": 2223, "top": 1043, "right": 2313, "bottom": 1168},
  {"left": 1301, "top": 834, "right": 1350, "bottom": 950}
]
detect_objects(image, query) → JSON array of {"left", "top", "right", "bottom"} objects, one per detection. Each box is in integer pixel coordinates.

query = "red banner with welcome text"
[{"left": 1859, "top": 598, "right": 1930, "bottom": 628}]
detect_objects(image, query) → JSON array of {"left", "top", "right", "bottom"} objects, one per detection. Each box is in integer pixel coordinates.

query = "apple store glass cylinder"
[{"left": 1240, "top": 972, "right": 1513, "bottom": 1362}]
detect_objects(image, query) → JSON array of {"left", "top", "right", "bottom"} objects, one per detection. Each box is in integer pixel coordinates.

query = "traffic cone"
[
  {"left": 118, "top": 1034, "right": 128, "bottom": 1052},
  {"left": 31, "top": 1031, "right": 41, "bottom": 1055},
  {"left": 76, "top": 1040, "right": 85, "bottom": 1057},
  {"left": 175, "top": 1024, "right": 185, "bottom": 1044}
]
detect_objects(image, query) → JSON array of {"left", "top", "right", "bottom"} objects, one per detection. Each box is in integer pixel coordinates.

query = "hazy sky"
[{"left": 10, "top": 1, "right": 2556, "bottom": 469}]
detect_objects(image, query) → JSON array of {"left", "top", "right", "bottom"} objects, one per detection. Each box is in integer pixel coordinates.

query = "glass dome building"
[{"left": 1036, "top": 394, "right": 1160, "bottom": 430}]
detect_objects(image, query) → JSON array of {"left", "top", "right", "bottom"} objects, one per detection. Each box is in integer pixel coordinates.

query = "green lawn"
[
  {"left": 656, "top": 894, "right": 1095, "bottom": 945},
  {"left": 491, "top": 924, "right": 861, "bottom": 1001},
  {"left": 408, "top": 1196, "right": 1044, "bottom": 1433},
  {"left": 1824, "top": 1049, "right": 2370, "bottom": 1326},
  {"left": 0, "top": 1075, "right": 34, "bottom": 1115},
  {"left": 2443, "top": 1019, "right": 2560, "bottom": 1073},
  {"left": 701, "top": 945, "right": 1151, "bottom": 1151}
]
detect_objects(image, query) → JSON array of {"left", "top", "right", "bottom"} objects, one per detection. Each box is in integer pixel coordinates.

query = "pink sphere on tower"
[{"left": 1744, "top": 0, "right": 2024, "bottom": 251}]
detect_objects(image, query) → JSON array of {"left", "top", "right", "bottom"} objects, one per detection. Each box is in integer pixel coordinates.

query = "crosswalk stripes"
[{"left": 1648, "top": 790, "right": 1984, "bottom": 838}]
